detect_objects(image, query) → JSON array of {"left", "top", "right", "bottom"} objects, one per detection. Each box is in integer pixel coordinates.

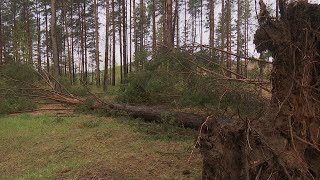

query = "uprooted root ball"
[{"left": 200, "top": 1, "right": 320, "bottom": 179}]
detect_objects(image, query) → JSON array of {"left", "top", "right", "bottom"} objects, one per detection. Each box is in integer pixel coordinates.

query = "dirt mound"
[{"left": 200, "top": 1, "right": 320, "bottom": 179}]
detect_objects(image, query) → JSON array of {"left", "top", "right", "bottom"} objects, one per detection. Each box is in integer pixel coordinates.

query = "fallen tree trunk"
[
  {"left": 200, "top": 1, "right": 320, "bottom": 179},
  {"left": 1, "top": 89, "right": 206, "bottom": 129},
  {"left": 108, "top": 103, "right": 206, "bottom": 129}
]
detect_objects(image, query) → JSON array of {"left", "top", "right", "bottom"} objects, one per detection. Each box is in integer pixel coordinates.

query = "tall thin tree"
[
  {"left": 104, "top": 0, "right": 109, "bottom": 90},
  {"left": 152, "top": 0, "right": 156, "bottom": 52},
  {"left": 94, "top": 0, "right": 100, "bottom": 86},
  {"left": 209, "top": 0, "right": 215, "bottom": 57},
  {"left": 37, "top": 0, "right": 41, "bottom": 71},
  {"left": 220, "top": 0, "right": 225, "bottom": 66},
  {"left": 0, "top": 3, "right": 2, "bottom": 65},
  {"left": 45, "top": 3, "right": 50, "bottom": 73},
  {"left": 236, "top": 0, "right": 241, "bottom": 77},
  {"left": 77, "top": 1, "right": 85, "bottom": 83},
  {"left": 129, "top": 0, "right": 132, "bottom": 72},
  {"left": 51, "top": 0, "right": 60, "bottom": 90},
  {"left": 112, "top": 0, "right": 116, "bottom": 86},
  {"left": 63, "top": 0, "right": 73, "bottom": 83},
  {"left": 140, "top": 0, "right": 144, "bottom": 51},
  {"left": 167, "top": 0, "right": 173, "bottom": 48},
  {"left": 122, "top": 0, "right": 128, "bottom": 78}
]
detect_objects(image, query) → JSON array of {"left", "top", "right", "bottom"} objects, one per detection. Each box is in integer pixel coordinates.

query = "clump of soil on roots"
[{"left": 200, "top": 1, "right": 320, "bottom": 179}]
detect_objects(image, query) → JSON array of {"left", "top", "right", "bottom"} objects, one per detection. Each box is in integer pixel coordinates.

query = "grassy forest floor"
[{"left": 0, "top": 103, "right": 202, "bottom": 180}]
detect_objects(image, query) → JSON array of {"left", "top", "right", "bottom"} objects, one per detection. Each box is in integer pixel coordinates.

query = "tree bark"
[
  {"left": 209, "top": 0, "right": 215, "bottom": 57},
  {"left": 175, "top": 0, "right": 179, "bottom": 47},
  {"left": 167, "top": 0, "right": 173, "bottom": 48},
  {"left": 236, "top": 0, "right": 241, "bottom": 77},
  {"left": 0, "top": 3, "right": 2, "bottom": 65},
  {"left": 129, "top": 0, "right": 132, "bottom": 72},
  {"left": 71, "top": 0, "right": 75, "bottom": 82},
  {"left": 118, "top": 0, "right": 123, "bottom": 83},
  {"left": 62, "top": 0, "right": 73, "bottom": 84},
  {"left": 152, "top": 0, "right": 156, "bottom": 52},
  {"left": 37, "top": 0, "right": 41, "bottom": 71},
  {"left": 140, "top": 0, "right": 144, "bottom": 51},
  {"left": 45, "top": 3, "right": 50, "bottom": 73},
  {"left": 162, "top": 0, "right": 167, "bottom": 46},
  {"left": 25, "top": 3, "right": 32, "bottom": 64},
  {"left": 94, "top": 0, "right": 100, "bottom": 86},
  {"left": 184, "top": 0, "right": 187, "bottom": 45},
  {"left": 133, "top": 0, "right": 137, "bottom": 62},
  {"left": 51, "top": 0, "right": 60, "bottom": 90},
  {"left": 220, "top": 0, "right": 225, "bottom": 66},
  {"left": 112, "top": 0, "right": 116, "bottom": 86},
  {"left": 104, "top": 0, "right": 109, "bottom": 91},
  {"left": 122, "top": 0, "right": 128, "bottom": 79},
  {"left": 83, "top": 0, "right": 88, "bottom": 84}
]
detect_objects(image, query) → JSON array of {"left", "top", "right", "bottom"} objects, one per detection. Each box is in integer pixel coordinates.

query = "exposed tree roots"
[{"left": 200, "top": 1, "right": 320, "bottom": 179}]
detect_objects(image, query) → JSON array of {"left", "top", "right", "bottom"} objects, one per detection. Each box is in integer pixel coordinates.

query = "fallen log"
[{"left": 108, "top": 103, "right": 206, "bottom": 129}]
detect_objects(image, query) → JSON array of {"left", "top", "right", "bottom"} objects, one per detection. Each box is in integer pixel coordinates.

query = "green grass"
[{"left": 0, "top": 114, "right": 202, "bottom": 180}]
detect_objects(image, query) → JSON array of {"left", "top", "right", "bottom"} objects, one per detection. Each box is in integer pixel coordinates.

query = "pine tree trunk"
[
  {"left": 140, "top": 0, "right": 144, "bottom": 51},
  {"left": 200, "top": 0, "right": 203, "bottom": 47},
  {"left": 71, "top": 0, "right": 75, "bottom": 82},
  {"left": 227, "top": 0, "right": 232, "bottom": 77},
  {"left": 51, "top": 0, "right": 60, "bottom": 90},
  {"left": 209, "top": 0, "right": 215, "bottom": 57},
  {"left": 162, "top": 0, "right": 167, "bottom": 46},
  {"left": 236, "top": 0, "right": 241, "bottom": 77},
  {"left": 77, "top": 1, "right": 85, "bottom": 83},
  {"left": 83, "top": 0, "right": 88, "bottom": 84},
  {"left": 122, "top": 0, "right": 128, "bottom": 79},
  {"left": 104, "top": 0, "right": 109, "bottom": 91},
  {"left": 118, "top": 0, "right": 123, "bottom": 83},
  {"left": 0, "top": 3, "right": 3, "bottom": 65},
  {"left": 25, "top": 4, "right": 33, "bottom": 64},
  {"left": 94, "top": 0, "right": 100, "bottom": 86},
  {"left": 167, "top": 0, "right": 173, "bottom": 48},
  {"left": 62, "top": 0, "right": 73, "bottom": 84},
  {"left": 37, "top": 1, "right": 41, "bottom": 71},
  {"left": 152, "top": 0, "right": 156, "bottom": 52},
  {"left": 45, "top": 3, "right": 50, "bottom": 73},
  {"left": 184, "top": 0, "right": 187, "bottom": 45},
  {"left": 133, "top": 0, "right": 137, "bottom": 59},
  {"left": 112, "top": 0, "right": 116, "bottom": 86},
  {"left": 220, "top": 0, "right": 225, "bottom": 66},
  {"left": 175, "top": 0, "right": 179, "bottom": 47},
  {"left": 129, "top": 0, "right": 132, "bottom": 72}
]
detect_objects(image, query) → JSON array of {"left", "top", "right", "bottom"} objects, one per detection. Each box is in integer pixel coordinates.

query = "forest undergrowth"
[{"left": 117, "top": 49, "right": 269, "bottom": 117}]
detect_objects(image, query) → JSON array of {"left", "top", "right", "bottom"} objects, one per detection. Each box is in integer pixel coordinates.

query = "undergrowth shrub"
[
  {"left": 59, "top": 76, "right": 89, "bottom": 97},
  {"left": 0, "top": 63, "right": 38, "bottom": 115},
  {"left": 117, "top": 49, "right": 267, "bottom": 116},
  {"left": 2, "top": 62, "right": 39, "bottom": 86},
  {"left": 0, "top": 96, "right": 36, "bottom": 115},
  {"left": 74, "top": 97, "right": 96, "bottom": 113}
]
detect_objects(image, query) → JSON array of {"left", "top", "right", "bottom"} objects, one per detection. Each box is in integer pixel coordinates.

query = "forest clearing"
[
  {"left": 1, "top": 0, "right": 320, "bottom": 179},
  {"left": 0, "top": 108, "right": 202, "bottom": 179}
]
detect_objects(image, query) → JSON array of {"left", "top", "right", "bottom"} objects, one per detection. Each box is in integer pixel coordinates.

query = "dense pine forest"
[
  {"left": 1, "top": 0, "right": 320, "bottom": 179},
  {"left": 0, "top": 0, "right": 274, "bottom": 87}
]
